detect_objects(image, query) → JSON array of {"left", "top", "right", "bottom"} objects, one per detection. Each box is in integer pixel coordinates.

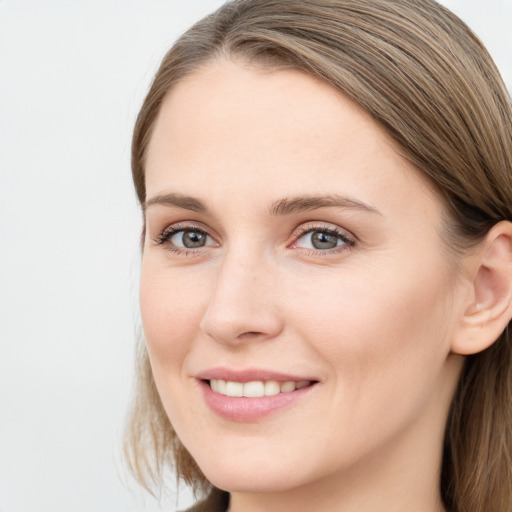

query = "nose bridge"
[{"left": 200, "top": 245, "right": 282, "bottom": 344}]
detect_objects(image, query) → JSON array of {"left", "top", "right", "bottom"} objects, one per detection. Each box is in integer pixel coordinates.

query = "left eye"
[
  {"left": 294, "top": 229, "right": 349, "bottom": 250},
  {"left": 169, "top": 229, "right": 214, "bottom": 249}
]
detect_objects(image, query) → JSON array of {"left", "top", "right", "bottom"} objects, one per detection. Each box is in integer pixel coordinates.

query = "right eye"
[
  {"left": 170, "top": 229, "right": 211, "bottom": 248},
  {"left": 154, "top": 225, "right": 218, "bottom": 254}
]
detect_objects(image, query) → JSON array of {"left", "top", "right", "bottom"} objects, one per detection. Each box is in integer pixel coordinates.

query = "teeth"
[
  {"left": 209, "top": 379, "right": 312, "bottom": 397},
  {"left": 225, "top": 381, "right": 244, "bottom": 397},
  {"left": 217, "top": 379, "right": 227, "bottom": 394},
  {"left": 265, "top": 380, "right": 281, "bottom": 396},
  {"left": 243, "top": 381, "right": 265, "bottom": 397},
  {"left": 280, "top": 381, "right": 296, "bottom": 393}
]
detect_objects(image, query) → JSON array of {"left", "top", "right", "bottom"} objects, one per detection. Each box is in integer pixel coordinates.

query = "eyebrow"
[
  {"left": 270, "top": 194, "right": 381, "bottom": 216},
  {"left": 143, "top": 192, "right": 381, "bottom": 217},
  {"left": 144, "top": 193, "right": 209, "bottom": 213}
]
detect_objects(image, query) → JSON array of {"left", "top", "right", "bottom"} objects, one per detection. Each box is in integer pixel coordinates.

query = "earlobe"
[{"left": 452, "top": 221, "right": 512, "bottom": 356}]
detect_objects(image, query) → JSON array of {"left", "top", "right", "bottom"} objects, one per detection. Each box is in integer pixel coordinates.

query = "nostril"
[
  {"left": 200, "top": 296, "right": 284, "bottom": 345},
  {"left": 238, "top": 331, "right": 265, "bottom": 340}
]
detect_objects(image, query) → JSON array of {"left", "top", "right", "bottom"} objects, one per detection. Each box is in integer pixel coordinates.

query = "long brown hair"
[{"left": 125, "top": 1, "right": 512, "bottom": 510}]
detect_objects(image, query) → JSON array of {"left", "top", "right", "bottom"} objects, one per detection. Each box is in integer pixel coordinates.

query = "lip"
[
  {"left": 196, "top": 367, "right": 319, "bottom": 422},
  {"left": 196, "top": 367, "right": 319, "bottom": 383}
]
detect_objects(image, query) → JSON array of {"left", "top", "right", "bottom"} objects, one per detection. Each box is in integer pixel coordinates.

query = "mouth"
[
  {"left": 206, "top": 378, "right": 314, "bottom": 397},
  {"left": 196, "top": 370, "right": 319, "bottom": 421}
]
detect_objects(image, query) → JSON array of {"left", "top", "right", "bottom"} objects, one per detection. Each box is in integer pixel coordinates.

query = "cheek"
[
  {"left": 139, "top": 260, "right": 206, "bottom": 368},
  {"left": 289, "top": 256, "right": 452, "bottom": 343},
  {"left": 285, "top": 257, "right": 455, "bottom": 419}
]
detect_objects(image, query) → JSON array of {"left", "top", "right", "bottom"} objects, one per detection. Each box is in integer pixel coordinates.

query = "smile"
[
  {"left": 198, "top": 372, "right": 319, "bottom": 421},
  {"left": 209, "top": 379, "right": 313, "bottom": 397}
]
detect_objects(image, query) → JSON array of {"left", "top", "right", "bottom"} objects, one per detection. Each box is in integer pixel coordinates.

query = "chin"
[
  {"left": 191, "top": 449, "right": 310, "bottom": 494},
  {"left": 206, "top": 471, "right": 301, "bottom": 494}
]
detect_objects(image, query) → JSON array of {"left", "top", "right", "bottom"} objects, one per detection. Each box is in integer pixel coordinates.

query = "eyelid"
[
  {"left": 152, "top": 221, "right": 219, "bottom": 249},
  {"left": 288, "top": 222, "right": 356, "bottom": 251},
  {"left": 151, "top": 220, "right": 355, "bottom": 256}
]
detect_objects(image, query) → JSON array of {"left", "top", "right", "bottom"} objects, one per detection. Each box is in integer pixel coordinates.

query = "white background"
[{"left": 0, "top": 1, "right": 510, "bottom": 511}]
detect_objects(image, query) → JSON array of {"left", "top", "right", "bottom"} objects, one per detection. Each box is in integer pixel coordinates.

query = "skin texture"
[{"left": 140, "top": 59, "right": 477, "bottom": 512}]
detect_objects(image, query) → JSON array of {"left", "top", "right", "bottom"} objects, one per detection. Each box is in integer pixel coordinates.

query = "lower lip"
[{"left": 199, "top": 380, "right": 317, "bottom": 422}]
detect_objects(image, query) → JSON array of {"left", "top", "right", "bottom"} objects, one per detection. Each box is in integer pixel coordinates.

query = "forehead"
[
  {"left": 147, "top": 59, "right": 388, "bottom": 165},
  {"left": 144, "top": 58, "right": 438, "bottom": 217}
]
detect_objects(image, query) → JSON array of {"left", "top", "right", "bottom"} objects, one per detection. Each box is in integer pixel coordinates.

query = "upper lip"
[{"left": 196, "top": 367, "right": 319, "bottom": 383}]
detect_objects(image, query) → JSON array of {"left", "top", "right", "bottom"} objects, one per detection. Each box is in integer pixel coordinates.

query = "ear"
[{"left": 452, "top": 221, "right": 512, "bottom": 355}]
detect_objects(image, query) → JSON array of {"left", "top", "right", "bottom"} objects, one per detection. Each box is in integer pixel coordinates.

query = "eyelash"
[
  {"left": 153, "top": 223, "right": 213, "bottom": 255},
  {"left": 152, "top": 222, "right": 355, "bottom": 256},
  {"left": 291, "top": 224, "right": 355, "bottom": 255}
]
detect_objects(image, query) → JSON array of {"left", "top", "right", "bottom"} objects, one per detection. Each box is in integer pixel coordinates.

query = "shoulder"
[{"left": 180, "top": 488, "right": 230, "bottom": 512}]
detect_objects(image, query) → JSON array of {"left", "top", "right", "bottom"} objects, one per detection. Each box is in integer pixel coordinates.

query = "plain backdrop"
[{"left": 0, "top": 1, "right": 510, "bottom": 511}]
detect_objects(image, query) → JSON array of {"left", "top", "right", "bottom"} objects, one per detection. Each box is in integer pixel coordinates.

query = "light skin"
[{"left": 140, "top": 59, "right": 512, "bottom": 512}]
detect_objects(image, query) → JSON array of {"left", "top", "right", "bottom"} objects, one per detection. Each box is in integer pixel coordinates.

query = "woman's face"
[{"left": 141, "top": 60, "right": 466, "bottom": 496}]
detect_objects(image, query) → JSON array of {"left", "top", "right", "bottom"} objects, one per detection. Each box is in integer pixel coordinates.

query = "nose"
[{"left": 199, "top": 250, "right": 284, "bottom": 346}]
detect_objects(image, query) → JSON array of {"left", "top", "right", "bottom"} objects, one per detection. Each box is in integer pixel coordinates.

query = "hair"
[{"left": 124, "top": 1, "right": 512, "bottom": 510}]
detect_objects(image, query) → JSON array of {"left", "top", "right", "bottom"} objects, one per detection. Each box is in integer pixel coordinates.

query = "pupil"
[
  {"left": 183, "top": 231, "right": 206, "bottom": 248},
  {"left": 312, "top": 231, "right": 337, "bottom": 250}
]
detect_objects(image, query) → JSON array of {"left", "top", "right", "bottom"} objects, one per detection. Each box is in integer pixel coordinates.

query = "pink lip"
[
  {"left": 196, "top": 367, "right": 318, "bottom": 383},
  {"left": 196, "top": 367, "right": 319, "bottom": 422}
]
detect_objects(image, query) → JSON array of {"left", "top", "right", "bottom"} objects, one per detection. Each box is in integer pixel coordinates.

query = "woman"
[{"left": 125, "top": 1, "right": 512, "bottom": 511}]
